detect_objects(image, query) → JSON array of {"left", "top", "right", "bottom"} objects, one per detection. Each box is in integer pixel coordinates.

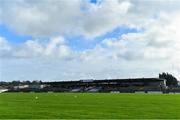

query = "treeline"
[
  {"left": 159, "top": 72, "right": 178, "bottom": 87},
  {"left": 0, "top": 80, "right": 42, "bottom": 86}
]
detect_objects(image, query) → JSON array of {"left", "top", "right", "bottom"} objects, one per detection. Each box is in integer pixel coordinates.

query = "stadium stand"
[
  {"left": 0, "top": 78, "right": 168, "bottom": 93},
  {"left": 43, "top": 78, "right": 167, "bottom": 93}
]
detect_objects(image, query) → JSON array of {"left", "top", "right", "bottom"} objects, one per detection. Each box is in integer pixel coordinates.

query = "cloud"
[
  {"left": 81, "top": 0, "right": 132, "bottom": 37},
  {"left": 1, "top": 0, "right": 83, "bottom": 36},
  {"left": 1, "top": 0, "right": 180, "bottom": 81},
  {"left": 0, "top": 0, "right": 132, "bottom": 38},
  {"left": 0, "top": 36, "right": 72, "bottom": 59},
  {"left": 1, "top": 12, "right": 180, "bottom": 80},
  {"left": 0, "top": 37, "right": 12, "bottom": 59},
  {"left": 101, "top": 13, "right": 180, "bottom": 61},
  {"left": 0, "top": 37, "right": 11, "bottom": 51},
  {"left": 1, "top": 0, "right": 180, "bottom": 38}
]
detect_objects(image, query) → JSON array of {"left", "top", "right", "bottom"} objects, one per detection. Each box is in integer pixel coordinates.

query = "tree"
[{"left": 159, "top": 72, "right": 178, "bottom": 87}]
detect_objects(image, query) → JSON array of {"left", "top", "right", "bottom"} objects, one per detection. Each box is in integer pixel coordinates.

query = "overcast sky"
[{"left": 0, "top": 0, "right": 180, "bottom": 81}]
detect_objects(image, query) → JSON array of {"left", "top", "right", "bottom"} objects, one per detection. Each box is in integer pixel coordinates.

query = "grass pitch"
[{"left": 0, "top": 93, "right": 180, "bottom": 119}]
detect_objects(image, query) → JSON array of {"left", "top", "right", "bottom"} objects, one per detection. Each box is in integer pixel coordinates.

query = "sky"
[{"left": 0, "top": 0, "right": 180, "bottom": 81}]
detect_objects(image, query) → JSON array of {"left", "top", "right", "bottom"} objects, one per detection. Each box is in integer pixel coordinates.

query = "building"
[{"left": 43, "top": 78, "right": 167, "bottom": 93}]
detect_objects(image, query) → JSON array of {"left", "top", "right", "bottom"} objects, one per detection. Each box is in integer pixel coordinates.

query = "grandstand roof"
[{"left": 43, "top": 78, "right": 166, "bottom": 85}]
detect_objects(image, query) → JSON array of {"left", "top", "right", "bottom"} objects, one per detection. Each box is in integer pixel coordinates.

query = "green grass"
[{"left": 0, "top": 93, "right": 180, "bottom": 119}]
